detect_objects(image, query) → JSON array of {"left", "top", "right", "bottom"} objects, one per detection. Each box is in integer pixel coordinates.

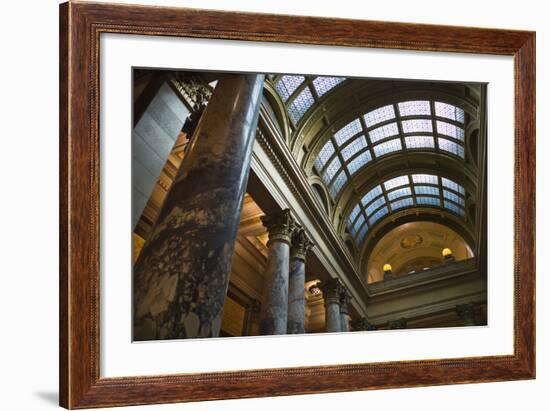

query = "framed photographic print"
[{"left": 59, "top": 1, "right": 535, "bottom": 408}]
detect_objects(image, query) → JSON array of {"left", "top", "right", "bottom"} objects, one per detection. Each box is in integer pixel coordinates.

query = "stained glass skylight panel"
[
  {"left": 438, "top": 138, "right": 465, "bottom": 158},
  {"left": 364, "top": 105, "right": 396, "bottom": 127},
  {"left": 368, "top": 122, "right": 399, "bottom": 143},
  {"left": 348, "top": 204, "right": 361, "bottom": 226},
  {"left": 288, "top": 87, "right": 315, "bottom": 123},
  {"left": 398, "top": 101, "right": 431, "bottom": 117},
  {"left": 353, "top": 215, "right": 365, "bottom": 235},
  {"left": 312, "top": 76, "right": 345, "bottom": 97},
  {"left": 362, "top": 185, "right": 383, "bottom": 205},
  {"left": 369, "top": 206, "right": 389, "bottom": 225},
  {"left": 416, "top": 196, "right": 441, "bottom": 206},
  {"left": 384, "top": 175, "right": 409, "bottom": 190},
  {"left": 405, "top": 136, "right": 435, "bottom": 149},
  {"left": 330, "top": 171, "right": 348, "bottom": 198},
  {"left": 391, "top": 197, "right": 414, "bottom": 211},
  {"left": 323, "top": 156, "right": 342, "bottom": 182},
  {"left": 314, "top": 140, "right": 335, "bottom": 171},
  {"left": 435, "top": 102, "right": 465, "bottom": 123},
  {"left": 444, "top": 200, "right": 465, "bottom": 216},
  {"left": 387, "top": 187, "right": 412, "bottom": 201},
  {"left": 357, "top": 224, "right": 369, "bottom": 243},
  {"left": 365, "top": 196, "right": 386, "bottom": 216},
  {"left": 436, "top": 121, "right": 465, "bottom": 141},
  {"left": 401, "top": 119, "right": 433, "bottom": 133},
  {"left": 443, "top": 189, "right": 465, "bottom": 206},
  {"left": 334, "top": 119, "right": 362, "bottom": 146},
  {"left": 347, "top": 151, "right": 372, "bottom": 175},
  {"left": 373, "top": 139, "right": 402, "bottom": 157},
  {"left": 414, "top": 185, "right": 439, "bottom": 196},
  {"left": 341, "top": 135, "right": 367, "bottom": 161},
  {"left": 412, "top": 174, "right": 438, "bottom": 185},
  {"left": 275, "top": 75, "right": 304, "bottom": 102},
  {"left": 441, "top": 177, "right": 465, "bottom": 194}
]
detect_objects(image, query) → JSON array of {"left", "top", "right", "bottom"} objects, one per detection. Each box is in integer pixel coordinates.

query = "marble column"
[
  {"left": 388, "top": 318, "right": 407, "bottom": 329},
  {"left": 287, "top": 228, "right": 313, "bottom": 334},
  {"left": 456, "top": 303, "right": 477, "bottom": 326},
  {"left": 339, "top": 288, "right": 352, "bottom": 332},
  {"left": 246, "top": 299, "right": 262, "bottom": 336},
  {"left": 259, "top": 209, "right": 296, "bottom": 335},
  {"left": 133, "top": 74, "right": 265, "bottom": 341},
  {"left": 352, "top": 317, "right": 377, "bottom": 331},
  {"left": 321, "top": 278, "right": 343, "bottom": 333}
]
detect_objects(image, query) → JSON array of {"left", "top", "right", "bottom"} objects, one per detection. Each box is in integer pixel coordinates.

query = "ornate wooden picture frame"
[{"left": 59, "top": 1, "right": 535, "bottom": 408}]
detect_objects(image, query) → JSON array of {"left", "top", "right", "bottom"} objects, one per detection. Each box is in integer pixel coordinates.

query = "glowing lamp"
[
  {"left": 442, "top": 248, "right": 453, "bottom": 257},
  {"left": 383, "top": 263, "right": 392, "bottom": 272}
]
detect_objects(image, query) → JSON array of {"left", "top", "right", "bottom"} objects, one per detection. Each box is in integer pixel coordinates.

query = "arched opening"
[
  {"left": 366, "top": 221, "right": 474, "bottom": 283},
  {"left": 312, "top": 182, "right": 330, "bottom": 214}
]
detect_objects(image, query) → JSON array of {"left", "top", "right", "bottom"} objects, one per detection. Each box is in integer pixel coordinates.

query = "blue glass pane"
[
  {"left": 365, "top": 196, "right": 386, "bottom": 216},
  {"left": 402, "top": 119, "right": 433, "bottom": 133},
  {"left": 438, "top": 138, "right": 465, "bottom": 158},
  {"left": 436, "top": 120, "right": 465, "bottom": 141},
  {"left": 312, "top": 76, "right": 345, "bottom": 97},
  {"left": 357, "top": 223, "right": 369, "bottom": 243},
  {"left": 368, "top": 123, "right": 399, "bottom": 143},
  {"left": 352, "top": 214, "right": 365, "bottom": 236},
  {"left": 414, "top": 185, "right": 439, "bottom": 196},
  {"left": 444, "top": 200, "right": 465, "bottom": 216},
  {"left": 398, "top": 101, "right": 431, "bottom": 116},
  {"left": 412, "top": 174, "right": 438, "bottom": 185},
  {"left": 334, "top": 119, "right": 362, "bottom": 146},
  {"left": 341, "top": 135, "right": 367, "bottom": 161},
  {"left": 275, "top": 75, "right": 304, "bottom": 102},
  {"left": 369, "top": 206, "right": 389, "bottom": 225},
  {"left": 323, "top": 156, "right": 342, "bottom": 183},
  {"left": 329, "top": 171, "right": 348, "bottom": 198},
  {"left": 288, "top": 87, "right": 315, "bottom": 123},
  {"left": 348, "top": 204, "right": 361, "bottom": 226},
  {"left": 387, "top": 187, "right": 412, "bottom": 201},
  {"left": 405, "top": 135, "right": 435, "bottom": 149},
  {"left": 384, "top": 175, "right": 409, "bottom": 190},
  {"left": 361, "top": 185, "right": 383, "bottom": 205},
  {"left": 391, "top": 197, "right": 414, "bottom": 211},
  {"left": 364, "top": 105, "right": 396, "bottom": 127},
  {"left": 347, "top": 151, "right": 372, "bottom": 175},
  {"left": 443, "top": 189, "right": 465, "bottom": 206},
  {"left": 441, "top": 177, "right": 465, "bottom": 195},
  {"left": 416, "top": 196, "right": 441, "bottom": 206},
  {"left": 373, "top": 138, "right": 402, "bottom": 157},
  {"left": 314, "top": 140, "right": 335, "bottom": 171},
  {"left": 435, "top": 102, "right": 465, "bottom": 123}
]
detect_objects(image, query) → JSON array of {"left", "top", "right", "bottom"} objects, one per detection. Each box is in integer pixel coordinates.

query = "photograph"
[{"left": 131, "top": 69, "right": 487, "bottom": 341}]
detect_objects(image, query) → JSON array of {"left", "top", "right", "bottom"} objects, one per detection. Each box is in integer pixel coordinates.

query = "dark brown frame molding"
[{"left": 59, "top": 1, "right": 536, "bottom": 408}]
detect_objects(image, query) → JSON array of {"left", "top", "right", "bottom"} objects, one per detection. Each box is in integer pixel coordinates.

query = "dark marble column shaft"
[
  {"left": 321, "top": 278, "right": 343, "bottom": 333},
  {"left": 340, "top": 288, "right": 352, "bottom": 332},
  {"left": 133, "top": 74, "right": 265, "bottom": 340},
  {"left": 287, "top": 228, "right": 313, "bottom": 334},
  {"left": 259, "top": 209, "right": 296, "bottom": 335}
]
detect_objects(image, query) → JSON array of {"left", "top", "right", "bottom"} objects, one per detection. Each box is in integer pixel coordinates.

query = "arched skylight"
[
  {"left": 313, "top": 100, "right": 466, "bottom": 199},
  {"left": 346, "top": 174, "right": 466, "bottom": 245},
  {"left": 274, "top": 75, "right": 346, "bottom": 124}
]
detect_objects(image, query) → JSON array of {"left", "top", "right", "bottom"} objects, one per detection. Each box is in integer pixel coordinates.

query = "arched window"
[
  {"left": 313, "top": 100, "right": 466, "bottom": 199},
  {"left": 346, "top": 173, "right": 466, "bottom": 245}
]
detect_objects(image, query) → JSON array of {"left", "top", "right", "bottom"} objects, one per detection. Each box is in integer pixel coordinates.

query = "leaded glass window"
[
  {"left": 312, "top": 76, "right": 345, "bottom": 97},
  {"left": 373, "top": 139, "right": 402, "bottom": 157},
  {"left": 364, "top": 105, "right": 396, "bottom": 127},
  {"left": 275, "top": 75, "right": 304, "bottom": 102},
  {"left": 335, "top": 119, "right": 362, "bottom": 146},
  {"left": 288, "top": 87, "right": 315, "bottom": 123},
  {"left": 368, "top": 123, "right": 399, "bottom": 143},
  {"left": 398, "top": 100, "right": 431, "bottom": 116}
]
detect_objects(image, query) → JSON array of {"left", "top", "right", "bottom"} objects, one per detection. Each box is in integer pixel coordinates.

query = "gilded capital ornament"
[
  {"left": 290, "top": 227, "right": 314, "bottom": 261},
  {"left": 261, "top": 209, "right": 296, "bottom": 246}
]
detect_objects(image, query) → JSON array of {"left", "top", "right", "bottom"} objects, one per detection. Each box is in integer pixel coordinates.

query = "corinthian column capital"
[
  {"left": 261, "top": 209, "right": 296, "bottom": 246},
  {"left": 290, "top": 227, "right": 314, "bottom": 261},
  {"left": 321, "top": 278, "right": 344, "bottom": 306}
]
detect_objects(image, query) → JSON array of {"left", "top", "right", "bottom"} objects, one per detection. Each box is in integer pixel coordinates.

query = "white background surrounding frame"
[
  {"left": 100, "top": 33, "right": 514, "bottom": 378},
  {"left": 2, "top": 1, "right": 547, "bottom": 410}
]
